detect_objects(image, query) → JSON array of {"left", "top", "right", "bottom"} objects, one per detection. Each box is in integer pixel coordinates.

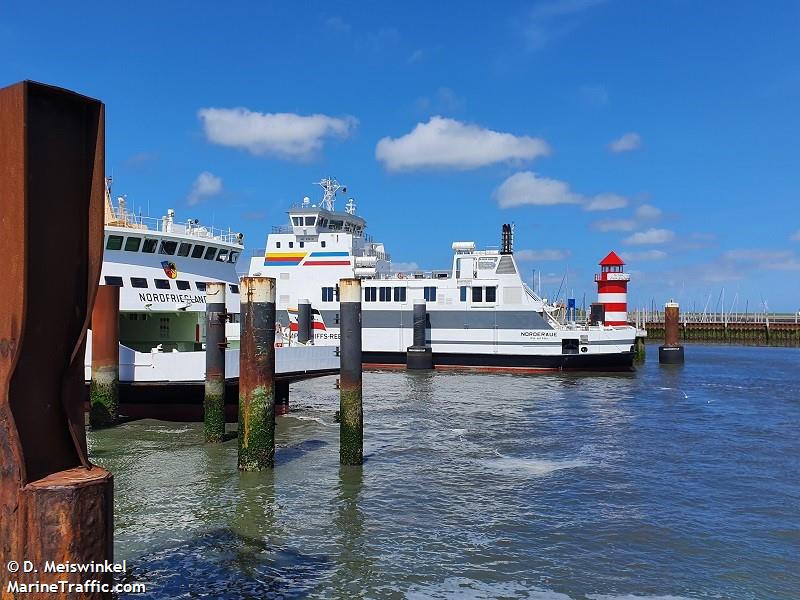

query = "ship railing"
[
  {"left": 271, "top": 225, "right": 292, "bottom": 233},
  {"left": 108, "top": 212, "right": 243, "bottom": 244}
]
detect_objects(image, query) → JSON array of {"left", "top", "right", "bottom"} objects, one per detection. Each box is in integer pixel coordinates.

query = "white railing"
[{"left": 108, "top": 212, "right": 243, "bottom": 245}]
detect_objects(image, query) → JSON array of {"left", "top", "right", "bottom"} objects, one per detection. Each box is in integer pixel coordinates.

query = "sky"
[{"left": 2, "top": 0, "right": 799, "bottom": 312}]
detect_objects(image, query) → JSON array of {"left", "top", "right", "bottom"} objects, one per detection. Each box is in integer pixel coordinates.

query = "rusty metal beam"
[
  {"left": 0, "top": 80, "right": 112, "bottom": 598},
  {"left": 90, "top": 285, "right": 120, "bottom": 428}
]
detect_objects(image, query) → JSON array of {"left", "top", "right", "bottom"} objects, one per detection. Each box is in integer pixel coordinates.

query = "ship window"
[
  {"left": 379, "top": 286, "right": 391, "bottom": 302},
  {"left": 124, "top": 237, "right": 142, "bottom": 252},
  {"left": 321, "top": 241, "right": 326, "bottom": 248},
  {"left": 229, "top": 284, "right": 239, "bottom": 294},
  {"left": 191, "top": 244, "right": 205, "bottom": 258},
  {"left": 276, "top": 242, "right": 281, "bottom": 248},
  {"left": 216, "top": 250, "right": 229, "bottom": 262},
  {"left": 177, "top": 243, "right": 191, "bottom": 257},
  {"left": 322, "top": 287, "right": 335, "bottom": 302},
  {"left": 486, "top": 286, "right": 497, "bottom": 303},
  {"left": 195, "top": 281, "right": 207, "bottom": 291},
  {"left": 424, "top": 286, "right": 437, "bottom": 302},
  {"left": 299, "top": 241, "right": 304, "bottom": 248},
  {"left": 159, "top": 240, "right": 178, "bottom": 255},
  {"left": 131, "top": 277, "right": 148, "bottom": 288},
  {"left": 106, "top": 235, "right": 123, "bottom": 250},
  {"left": 104, "top": 276, "right": 123, "bottom": 287},
  {"left": 460, "top": 286, "right": 467, "bottom": 302},
  {"left": 393, "top": 287, "right": 406, "bottom": 302},
  {"left": 472, "top": 286, "right": 483, "bottom": 302},
  {"left": 142, "top": 239, "right": 158, "bottom": 253},
  {"left": 228, "top": 251, "right": 239, "bottom": 264},
  {"left": 305, "top": 216, "right": 316, "bottom": 226},
  {"left": 289, "top": 242, "right": 294, "bottom": 248},
  {"left": 364, "top": 287, "right": 377, "bottom": 302},
  {"left": 204, "top": 247, "right": 217, "bottom": 260},
  {"left": 292, "top": 216, "right": 302, "bottom": 226},
  {"left": 176, "top": 280, "right": 191, "bottom": 290},
  {"left": 154, "top": 279, "right": 171, "bottom": 290}
]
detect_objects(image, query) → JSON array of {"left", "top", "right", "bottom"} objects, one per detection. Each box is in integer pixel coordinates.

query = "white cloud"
[
  {"left": 635, "top": 204, "right": 661, "bottom": 219},
  {"left": 620, "top": 250, "right": 667, "bottom": 262},
  {"left": 375, "top": 117, "right": 550, "bottom": 171},
  {"left": 390, "top": 261, "right": 419, "bottom": 272},
  {"left": 623, "top": 228, "right": 675, "bottom": 245},
  {"left": 791, "top": 230, "right": 800, "bottom": 241},
  {"left": 523, "top": 0, "right": 607, "bottom": 50},
  {"left": 608, "top": 132, "right": 642, "bottom": 153},
  {"left": 187, "top": 171, "right": 223, "bottom": 206},
  {"left": 590, "top": 218, "right": 637, "bottom": 232},
  {"left": 584, "top": 193, "right": 627, "bottom": 211},
  {"left": 198, "top": 107, "right": 357, "bottom": 161},
  {"left": 723, "top": 249, "right": 793, "bottom": 262},
  {"left": 494, "top": 171, "right": 581, "bottom": 208},
  {"left": 516, "top": 249, "right": 572, "bottom": 262}
]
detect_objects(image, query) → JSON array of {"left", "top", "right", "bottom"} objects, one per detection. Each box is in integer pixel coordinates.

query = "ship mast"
[{"left": 315, "top": 176, "right": 346, "bottom": 212}]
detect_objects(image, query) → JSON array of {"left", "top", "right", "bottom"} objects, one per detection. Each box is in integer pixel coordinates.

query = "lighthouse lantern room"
[{"left": 595, "top": 251, "right": 630, "bottom": 326}]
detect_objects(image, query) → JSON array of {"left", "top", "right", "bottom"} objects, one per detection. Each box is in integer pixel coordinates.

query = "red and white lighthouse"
[{"left": 595, "top": 251, "right": 630, "bottom": 326}]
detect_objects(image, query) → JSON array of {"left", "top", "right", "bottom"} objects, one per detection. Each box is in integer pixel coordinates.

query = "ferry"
[
  {"left": 86, "top": 178, "right": 337, "bottom": 393},
  {"left": 248, "top": 178, "right": 637, "bottom": 371}
]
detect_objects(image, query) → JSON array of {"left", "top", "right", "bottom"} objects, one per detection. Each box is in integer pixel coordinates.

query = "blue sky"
[{"left": 2, "top": 0, "right": 799, "bottom": 311}]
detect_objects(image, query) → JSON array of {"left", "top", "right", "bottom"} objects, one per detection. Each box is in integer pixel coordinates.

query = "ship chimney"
[{"left": 500, "top": 223, "right": 513, "bottom": 255}]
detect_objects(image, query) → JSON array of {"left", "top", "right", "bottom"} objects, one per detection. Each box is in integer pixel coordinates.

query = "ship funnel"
[{"left": 500, "top": 223, "right": 513, "bottom": 255}]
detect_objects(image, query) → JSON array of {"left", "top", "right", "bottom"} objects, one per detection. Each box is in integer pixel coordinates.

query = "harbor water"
[{"left": 88, "top": 344, "right": 800, "bottom": 599}]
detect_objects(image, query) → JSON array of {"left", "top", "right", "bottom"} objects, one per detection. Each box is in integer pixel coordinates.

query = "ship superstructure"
[
  {"left": 249, "top": 178, "right": 636, "bottom": 371},
  {"left": 100, "top": 178, "right": 243, "bottom": 352}
]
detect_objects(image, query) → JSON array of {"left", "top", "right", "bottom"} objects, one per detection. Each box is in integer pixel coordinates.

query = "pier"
[{"left": 634, "top": 309, "right": 800, "bottom": 347}]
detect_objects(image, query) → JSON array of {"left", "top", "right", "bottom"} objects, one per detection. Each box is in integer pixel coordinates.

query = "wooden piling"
[
  {"left": 90, "top": 284, "right": 120, "bottom": 428},
  {"left": 205, "top": 282, "right": 227, "bottom": 443},
  {"left": 238, "top": 277, "right": 276, "bottom": 471},
  {"left": 659, "top": 301, "right": 685, "bottom": 364},
  {"left": 339, "top": 278, "right": 363, "bottom": 465}
]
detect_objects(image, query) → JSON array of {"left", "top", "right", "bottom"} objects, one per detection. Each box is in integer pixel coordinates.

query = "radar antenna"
[{"left": 315, "top": 176, "right": 346, "bottom": 212}]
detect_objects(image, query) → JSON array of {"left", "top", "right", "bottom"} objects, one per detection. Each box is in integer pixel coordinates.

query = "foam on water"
[
  {"left": 405, "top": 577, "right": 573, "bottom": 599},
  {"left": 488, "top": 454, "right": 589, "bottom": 476}
]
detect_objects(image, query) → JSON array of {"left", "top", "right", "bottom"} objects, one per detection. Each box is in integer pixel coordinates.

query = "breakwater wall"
[{"left": 643, "top": 321, "right": 800, "bottom": 346}]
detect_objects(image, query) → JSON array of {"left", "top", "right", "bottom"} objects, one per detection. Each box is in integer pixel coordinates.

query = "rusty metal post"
[
  {"left": 275, "top": 380, "right": 290, "bottom": 415},
  {"left": 205, "top": 282, "right": 227, "bottom": 442},
  {"left": 659, "top": 301, "right": 685, "bottom": 364},
  {"left": 90, "top": 285, "right": 120, "bottom": 427},
  {"left": 0, "top": 80, "right": 113, "bottom": 597},
  {"left": 238, "top": 277, "right": 276, "bottom": 470},
  {"left": 298, "top": 298, "right": 312, "bottom": 344},
  {"left": 339, "top": 278, "right": 363, "bottom": 465}
]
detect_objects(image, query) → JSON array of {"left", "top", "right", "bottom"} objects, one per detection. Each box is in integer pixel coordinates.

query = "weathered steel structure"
[
  {"left": 90, "top": 285, "right": 120, "bottom": 427},
  {"left": 238, "top": 277, "right": 276, "bottom": 470},
  {"left": 0, "top": 81, "right": 112, "bottom": 597},
  {"left": 204, "top": 282, "right": 227, "bottom": 442},
  {"left": 339, "top": 278, "right": 363, "bottom": 465}
]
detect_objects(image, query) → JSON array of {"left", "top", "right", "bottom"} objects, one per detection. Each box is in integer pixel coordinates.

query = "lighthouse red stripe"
[
  {"left": 600, "top": 302, "right": 627, "bottom": 312},
  {"left": 597, "top": 282, "right": 628, "bottom": 293}
]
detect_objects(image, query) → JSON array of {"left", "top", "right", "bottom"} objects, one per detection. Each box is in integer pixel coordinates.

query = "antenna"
[{"left": 315, "top": 176, "right": 343, "bottom": 211}]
